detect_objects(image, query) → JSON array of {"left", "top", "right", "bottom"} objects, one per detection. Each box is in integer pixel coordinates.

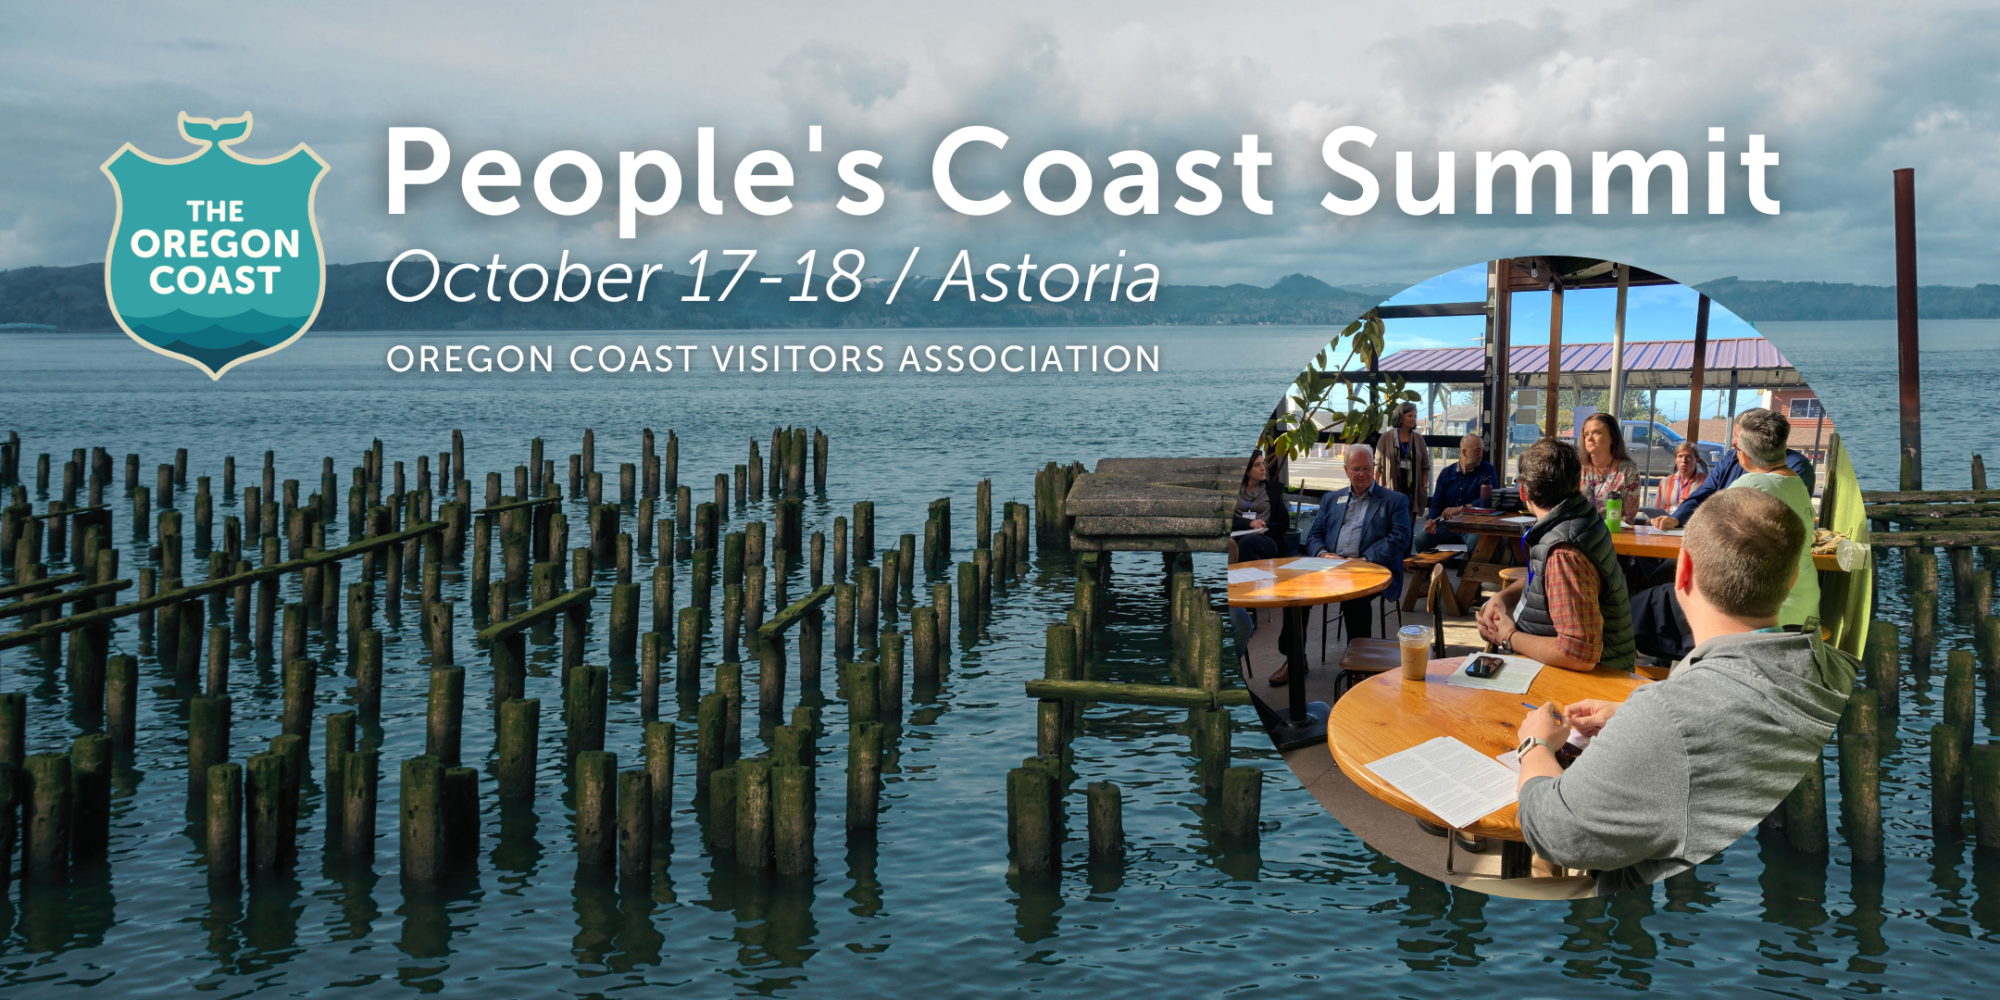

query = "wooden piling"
[
  {"left": 1972, "top": 744, "right": 2000, "bottom": 852},
  {"left": 399, "top": 756, "right": 443, "bottom": 881},
  {"left": 1087, "top": 781, "right": 1122, "bottom": 860},
  {"left": 425, "top": 666, "right": 465, "bottom": 767},
  {"left": 957, "top": 562, "right": 977, "bottom": 635},
  {"left": 24, "top": 753, "right": 71, "bottom": 880},
  {"left": 1007, "top": 765, "right": 1052, "bottom": 874},
  {"left": 106, "top": 655, "right": 137, "bottom": 750},
  {"left": 1218, "top": 766, "right": 1263, "bottom": 840},
  {"left": 880, "top": 630, "right": 904, "bottom": 723},
  {"left": 188, "top": 694, "right": 231, "bottom": 800},
  {"left": 69, "top": 733, "right": 112, "bottom": 863},
  {"left": 677, "top": 606, "right": 702, "bottom": 689},
  {"left": 834, "top": 583, "right": 856, "bottom": 662},
  {"left": 773, "top": 764, "right": 813, "bottom": 874},
  {"left": 1935, "top": 723, "right": 1966, "bottom": 839},
  {"left": 857, "top": 565, "right": 880, "bottom": 648},
  {"left": 566, "top": 664, "right": 608, "bottom": 758},
  {"left": 342, "top": 748, "right": 379, "bottom": 858},
  {"left": 644, "top": 720, "right": 673, "bottom": 842},
  {"left": 282, "top": 658, "right": 316, "bottom": 752},
  {"left": 709, "top": 766, "right": 737, "bottom": 857},
  {"left": 722, "top": 583, "right": 743, "bottom": 662},
  {"left": 847, "top": 721, "right": 882, "bottom": 832},
  {"left": 833, "top": 515, "right": 848, "bottom": 581},
  {"left": 737, "top": 758, "right": 772, "bottom": 868},
  {"left": 207, "top": 761, "right": 242, "bottom": 882},
  {"left": 1783, "top": 753, "right": 1829, "bottom": 854},
  {"left": 1839, "top": 688, "right": 1883, "bottom": 864},
  {"left": 911, "top": 606, "right": 939, "bottom": 682},
  {"left": 1863, "top": 620, "right": 1900, "bottom": 716},
  {"left": 610, "top": 582, "right": 640, "bottom": 659}
]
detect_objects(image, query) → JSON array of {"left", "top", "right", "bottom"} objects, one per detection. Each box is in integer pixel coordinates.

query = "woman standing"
[
  {"left": 1576, "top": 412, "right": 1640, "bottom": 523},
  {"left": 1653, "top": 441, "right": 1703, "bottom": 511},
  {"left": 1374, "top": 401, "right": 1431, "bottom": 527}
]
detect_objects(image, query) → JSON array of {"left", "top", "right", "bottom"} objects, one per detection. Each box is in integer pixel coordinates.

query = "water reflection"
[
  {"left": 1836, "top": 863, "right": 1889, "bottom": 973},
  {"left": 1555, "top": 887, "right": 1660, "bottom": 986},
  {"left": 1393, "top": 865, "right": 1489, "bottom": 971},
  {"left": 12, "top": 864, "right": 117, "bottom": 956}
]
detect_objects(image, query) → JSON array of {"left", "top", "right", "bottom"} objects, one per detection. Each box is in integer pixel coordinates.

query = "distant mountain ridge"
[{"left": 2, "top": 261, "right": 1993, "bottom": 332}]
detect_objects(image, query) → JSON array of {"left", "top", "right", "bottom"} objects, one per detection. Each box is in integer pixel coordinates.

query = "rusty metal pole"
[
  {"left": 1687, "top": 294, "right": 1711, "bottom": 452},
  {"left": 1895, "top": 167, "right": 1922, "bottom": 491},
  {"left": 1544, "top": 277, "right": 1565, "bottom": 440}
]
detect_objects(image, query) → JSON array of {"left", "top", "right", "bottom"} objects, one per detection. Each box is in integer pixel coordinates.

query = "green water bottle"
[{"left": 1605, "top": 489, "right": 1624, "bottom": 532}]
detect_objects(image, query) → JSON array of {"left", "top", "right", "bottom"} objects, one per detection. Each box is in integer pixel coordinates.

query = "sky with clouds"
[{"left": 4, "top": 0, "right": 1997, "bottom": 290}]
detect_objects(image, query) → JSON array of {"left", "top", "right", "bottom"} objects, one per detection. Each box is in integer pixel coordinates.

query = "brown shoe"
[{"left": 1267, "top": 663, "right": 1305, "bottom": 687}]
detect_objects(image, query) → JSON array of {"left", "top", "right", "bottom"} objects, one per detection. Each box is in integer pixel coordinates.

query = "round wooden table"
[
  {"left": 1327, "top": 656, "right": 1648, "bottom": 874},
  {"left": 1226, "top": 556, "right": 1393, "bottom": 737}
]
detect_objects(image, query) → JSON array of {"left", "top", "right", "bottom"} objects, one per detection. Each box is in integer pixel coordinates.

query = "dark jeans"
[
  {"left": 1631, "top": 581, "right": 1693, "bottom": 663},
  {"left": 1337, "top": 593, "right": 1376, "bottom": 641},
  {"left": 1235, "top": 531, "right": 1279, "bottom": 562}
]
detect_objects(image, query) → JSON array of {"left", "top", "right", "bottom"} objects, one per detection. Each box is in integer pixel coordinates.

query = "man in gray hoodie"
[{"left": 1512, "top": 488, "right": 1857, "bottom": 895}]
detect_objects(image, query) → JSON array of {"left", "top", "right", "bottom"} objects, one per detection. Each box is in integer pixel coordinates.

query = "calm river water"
[{"left": 0, "top": 323, "right": 1994, "bottom": 997}]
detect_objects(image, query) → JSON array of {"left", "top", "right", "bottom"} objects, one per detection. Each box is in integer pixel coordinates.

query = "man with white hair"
[{"left": 1275, "top": 444, "right": 1409, "bottom": 684}]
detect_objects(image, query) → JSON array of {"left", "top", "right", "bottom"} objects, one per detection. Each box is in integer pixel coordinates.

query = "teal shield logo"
[{"left": 102, "top": 112, "right": 329, "bottom": 379}]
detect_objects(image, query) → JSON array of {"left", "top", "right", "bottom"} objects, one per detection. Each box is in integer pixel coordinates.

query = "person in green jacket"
[{"left": 1724, "top": 408, "right": 1819, "bottom": 630}]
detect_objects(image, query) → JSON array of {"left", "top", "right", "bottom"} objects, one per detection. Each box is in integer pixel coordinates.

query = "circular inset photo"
[{"left": 1226, "top": 256, "right": 1868, "bottom": 899}]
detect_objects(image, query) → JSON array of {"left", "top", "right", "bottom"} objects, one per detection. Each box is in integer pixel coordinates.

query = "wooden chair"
[
  {"left": 1333, "top": 637, "right": 1402, "bottom": 699},
  {"left": 1402, "top": 551, "right": 1461, "bottom": 615}
]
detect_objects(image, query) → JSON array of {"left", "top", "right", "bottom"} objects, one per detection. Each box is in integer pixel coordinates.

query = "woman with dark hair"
[
  {"left": 1576, "top": 412, "right": 1640, "bottom": 524},
  {"left": 1231, "top": 450, "right": 1283, "bottom": 563},
  {"left": 1374, "top": 401, "right": 1431, "bottom": 525}
]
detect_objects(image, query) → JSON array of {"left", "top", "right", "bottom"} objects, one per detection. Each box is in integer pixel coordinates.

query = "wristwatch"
[{"left": 1516, "top": 736, "right": 1560, "bottom": 760}]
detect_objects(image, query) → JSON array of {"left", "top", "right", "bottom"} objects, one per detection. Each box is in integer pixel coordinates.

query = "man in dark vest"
[{"left": 1475, "top": 438, "right": 1636, "bottom": 671}]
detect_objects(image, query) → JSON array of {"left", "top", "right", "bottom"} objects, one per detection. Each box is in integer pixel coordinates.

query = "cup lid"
[{"left": 1398, "top": 624, "right": 1429, "bottom": 638}]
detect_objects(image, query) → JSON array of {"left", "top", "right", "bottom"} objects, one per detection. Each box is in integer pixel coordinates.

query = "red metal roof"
[{"left": 1381, "top": 337, "right": 1792, "bottom": 375}]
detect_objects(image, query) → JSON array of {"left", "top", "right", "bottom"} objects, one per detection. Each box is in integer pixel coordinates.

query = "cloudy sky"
[{"left": 5, "top": 0, "right": 1997, "bottom": 288}]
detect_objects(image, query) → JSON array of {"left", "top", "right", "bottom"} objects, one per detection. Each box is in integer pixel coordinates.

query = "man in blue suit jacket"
[{"left": 1273, "top": 445, "right": 1410, "bottom": 686}]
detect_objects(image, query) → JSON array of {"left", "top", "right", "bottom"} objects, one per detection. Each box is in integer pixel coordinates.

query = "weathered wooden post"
[
  {"left": 399, "top": 756, "right": 443, "bottom": 882},
  {"left": 427, "top": 667, "right": 465, "bottom": 767},
  {"left": 567, "top": 665, "right": 608, "bottom": 758},
  {"left": 645, "top": 721, "right": 673, "bottom": 843},
  {"left": 207, "top": 761, "right": 242, "bottom": 882},
  {"left": 575, "top": 750, "right": 617, "bottom": 868},
  {"left": 106, "top": 655, "right": 137, "bottom": 751},
  {"left": 1218, "top": 766, "right": 1263, "bottom": 841},
  {"left": 618, "top": 769, "right": 651, "bottom": 875},
  {"left": 342, "top": 749, "right": 380, "bottom": 858},
  {"left": 1972, "top": 743, "right": 2000, "bottom": 852},
  {"left": 847, "top": 721, "right": 882, "bottom": 833},
  {"left": 1783, "top": 754, "right": 1829, "bottom": 854},
  {"left": 70, "top": 734, "right": 112, "bottom": 863},
  {"left": 188, "top": 694, "right": 231, "bottom": 799},
  {"left": 1840, "top": 688, "right": 1883, "bottom": 864},
  {"left": 1087, "top": 781, "right": 1122, "bottom": 860},
  {"left": 1007, "top": 763, "right": 1053, "bottom": 875},
  {"left": 1864, "top": 620, "right": 1899, "bottom": 716},
  {"left": 1935, "top": 723, "right": 1966, "bottom": 839}
]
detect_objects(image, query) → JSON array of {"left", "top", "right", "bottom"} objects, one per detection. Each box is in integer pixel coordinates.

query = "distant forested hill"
[
  {"left": 5, "top": 261, "right": 1996, "bottom": 331},
  {"left": 1693, "top": 277, "right": 2000, "bottom": 321}
]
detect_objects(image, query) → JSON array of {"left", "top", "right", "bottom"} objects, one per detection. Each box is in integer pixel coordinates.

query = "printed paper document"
[{"left": 1363, "top": 736, "right": 1520, "bottom": 828}]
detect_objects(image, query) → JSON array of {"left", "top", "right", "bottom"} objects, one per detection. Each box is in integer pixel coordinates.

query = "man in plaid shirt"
[{"left": 1476, "top": 439, "right": 1635, "bottom": 671}]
